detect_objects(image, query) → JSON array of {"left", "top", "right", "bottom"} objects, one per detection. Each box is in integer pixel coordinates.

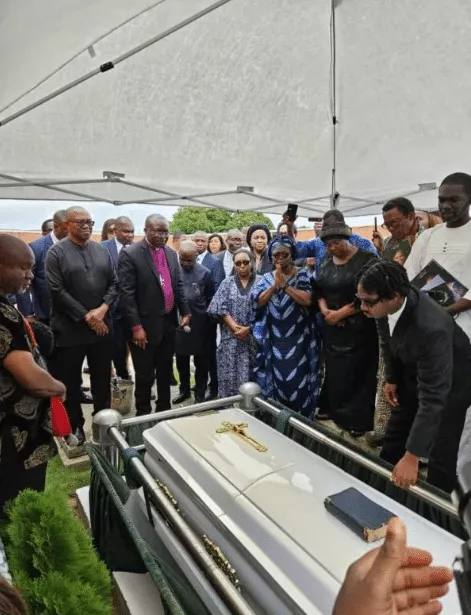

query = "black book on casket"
[{"left": 324, "top": 487, "right": 397, "bottom": 543}]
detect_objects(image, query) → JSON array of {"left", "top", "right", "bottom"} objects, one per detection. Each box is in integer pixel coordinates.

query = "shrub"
[{"left": 7, "top": 490, "right": 112, "bottom": 615}]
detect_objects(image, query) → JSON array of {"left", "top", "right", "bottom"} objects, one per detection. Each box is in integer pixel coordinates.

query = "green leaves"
[
  {"left": 7, "top": 489, "right": 112, "bottom": 615},
  {"left": 169, "top": 206, "right": 274, "bottom": 234}
]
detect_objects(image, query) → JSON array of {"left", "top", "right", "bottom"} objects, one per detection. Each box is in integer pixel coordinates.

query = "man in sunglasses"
[
  {"left": 45, "top": 206, "right": 118, "bottom": 444},
  {"left": 356, "top": 260, "right": 471, "bottom": 494}
]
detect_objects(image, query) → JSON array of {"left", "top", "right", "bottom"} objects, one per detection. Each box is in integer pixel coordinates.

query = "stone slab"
[
  {"left": 75, "top": 487, "right": 165, "bottom": 615},
  {"left": 113, "top": 572, "right": 165, "bottom": 615}
]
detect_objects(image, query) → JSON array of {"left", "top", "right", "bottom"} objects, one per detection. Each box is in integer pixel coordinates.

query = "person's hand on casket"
[
  {"left": 333, "top": 517, "right": 452, "bottom": 615},
  {"left": 391, "top": 452, "right": 420, "bottom": 490}
]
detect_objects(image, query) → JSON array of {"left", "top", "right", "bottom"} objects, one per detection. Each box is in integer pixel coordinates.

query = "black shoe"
[
  {"left": 195, "top": 396, "right": 205, "bottom": 404},
  {"left": 172, "top": 392, "right": 191, "bottom": 405},
  {"left": 74, "top": 426, "right": 86, "bottom": 446},
  {"left": 81, "top": 385, "right": 90, "bottom": 392},
  {"left": 80, "top": 390, "right": 93, "bottom": 404},
  {"left": 150, "top": 393, "right": 156, "bottom": 401},
  {"left": 205, "top": 392, "right": 218, "bottom": 402},
  {"left": 83, "top": 366, "right": 90, "bottom": 374},
  {"left": 365, "top": 431, "right": 384, "bottom": 447},
  {"left": 190, "top": 385, "right": 196, "bottom": 392}
]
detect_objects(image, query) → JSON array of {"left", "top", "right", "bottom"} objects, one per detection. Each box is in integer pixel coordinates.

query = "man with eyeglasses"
[
  {"left": 118, "top": 214, "right": 190, "bottom": 415},
  {"left": 215, "top": 228, "right": 244, "bottom": 278},
  {"left": 356, "top": 260, "right": 471, "bottom": 493},
  {"left": 45, "top": 206, "right": 118, "bottom": 444}
]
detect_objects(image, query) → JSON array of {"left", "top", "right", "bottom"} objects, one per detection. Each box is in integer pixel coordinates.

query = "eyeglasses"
[
  {"left": 381, "top": 219, "right": 405, "bottom": 230},
  {"left": 234, "top": 260, "right": 251, "bottom": 267},
  {"left": 71, "top": 219, "right": 94, "bottom": 228},
  {"left": 356, "top": 294, "right": 382, "bottom": 308},
  {"left": 272, "top": 252, "right": 290, "bottom": 260},
  {"left": 147, "top": 229, "right": 169, "bottom": 235}
]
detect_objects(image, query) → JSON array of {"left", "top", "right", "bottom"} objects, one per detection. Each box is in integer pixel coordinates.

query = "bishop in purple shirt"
[{"left": 118, "top": 214, "right": 190, "bottom": 414}]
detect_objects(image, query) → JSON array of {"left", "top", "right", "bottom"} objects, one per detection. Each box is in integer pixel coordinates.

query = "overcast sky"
[{"left": 0, "top": 199, "right": 374, "bottom": 233}]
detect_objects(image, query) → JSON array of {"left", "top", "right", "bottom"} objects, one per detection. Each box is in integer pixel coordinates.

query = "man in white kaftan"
[{"left": 405, "top": 172, "right": 471, "bottom": 475}]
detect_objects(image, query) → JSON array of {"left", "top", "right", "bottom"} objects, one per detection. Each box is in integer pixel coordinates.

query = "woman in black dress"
[{"left": 315, "top": 224, "right": 379, "bottom": 435}]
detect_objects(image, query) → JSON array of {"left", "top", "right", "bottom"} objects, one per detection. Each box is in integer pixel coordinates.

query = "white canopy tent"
[{"left": 1, "top": 0, "right": 470, "bottom": 218}]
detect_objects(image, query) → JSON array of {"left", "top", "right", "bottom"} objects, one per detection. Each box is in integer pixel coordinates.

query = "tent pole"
[
  {"left": 330, "top": 0, "right": 338, "bottom": 209},
  {"left": 0, "top": 172, "right": 115, "bottom": 203},
  {"left": 118, "top": 190, "right": 239, "bottom": 206},
  {"left": 0, "top": 0, "right": 236, "bottom": 128},
  {"left": 117, "top": 179, "right": 237, "bottom": 212}
]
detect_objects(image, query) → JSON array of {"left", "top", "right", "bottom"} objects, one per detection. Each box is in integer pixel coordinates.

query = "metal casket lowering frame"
[{"left": 90, "top": 383, "right": 457, "bottom": 615}]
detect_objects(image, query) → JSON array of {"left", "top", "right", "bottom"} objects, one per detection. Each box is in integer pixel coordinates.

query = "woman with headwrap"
[
  {"left": 246, "top": 224, "right": 273, "bottom": 275},
  {"left": 315, "top": 223, "right": 379, "bottom": 436},
  {"left": 207, "top": 248, "right": 260, "bottom": 397},
  {"left": 251, "top": 236, "right": 320, "bottom": 416}
]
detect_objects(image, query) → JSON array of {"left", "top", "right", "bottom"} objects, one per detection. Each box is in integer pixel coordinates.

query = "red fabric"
[{"left": 51, "top": 397, "right": 72, "bottom": 437}]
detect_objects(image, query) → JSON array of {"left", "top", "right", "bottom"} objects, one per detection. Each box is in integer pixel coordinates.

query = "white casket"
[{"left": 143, "top": 407, "right": 461, "bottom": 615}]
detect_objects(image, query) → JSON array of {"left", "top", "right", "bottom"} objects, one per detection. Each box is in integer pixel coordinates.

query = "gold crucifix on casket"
[{"left": 216, "top": 421, "right": 268, "bottom": 453}]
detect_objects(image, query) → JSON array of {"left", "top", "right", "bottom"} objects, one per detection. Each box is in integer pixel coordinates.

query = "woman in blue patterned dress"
[
  {"left": 207, "top": 249, "right": 260, "bottom": 398},
  {"left": 251, "top": 236, "right": 320, "bottom": 417}
]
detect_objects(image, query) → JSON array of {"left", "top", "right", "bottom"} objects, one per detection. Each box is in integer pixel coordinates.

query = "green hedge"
[{"left": 6, "top": 489, "right": 112, "bottom": 615}]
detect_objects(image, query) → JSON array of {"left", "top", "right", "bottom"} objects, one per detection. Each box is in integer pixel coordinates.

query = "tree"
[{"left": 169, "top": 207, "right": 274, "bottom": 234}]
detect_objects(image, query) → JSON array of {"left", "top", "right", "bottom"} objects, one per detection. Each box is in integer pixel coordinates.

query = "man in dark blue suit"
[
  {"left": 102, "top": 216, "right": 135, "bottom": 380},
  {"left": 16, "top": 210, "right": 68, "bottom": 322},
  {"left": 193, "top": 231, "right": 225, "bottom": 399}
]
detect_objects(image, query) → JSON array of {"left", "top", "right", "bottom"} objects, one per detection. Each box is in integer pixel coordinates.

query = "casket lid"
[{"left": 143, "top": 407, "right": 460, "bottom": 614}]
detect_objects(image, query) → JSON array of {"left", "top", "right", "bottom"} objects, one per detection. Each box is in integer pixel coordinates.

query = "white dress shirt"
[
  {"left": 387, "top": 297, "right": 407, "bottom": 336},
  {"left": 115, "top": 238, "right": 125, "bottom": 254}
]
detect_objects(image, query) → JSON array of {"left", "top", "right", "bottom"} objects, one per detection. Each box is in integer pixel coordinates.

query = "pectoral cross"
[{"left": 216, "top": 421, "right": 268, "bottom": 453}]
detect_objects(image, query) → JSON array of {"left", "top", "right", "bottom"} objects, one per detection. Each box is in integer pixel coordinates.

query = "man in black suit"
[
  {"left": 16, "top": 210, "right": 68, "bottom": 323},
  {"left": 357, "top": 260, "right": 471, "bottom": 493},
  {"left": 193, "top": 230, "right": 225, "bottom": 399},
  {"left": 102, "top": 216, "right": 135, "bottom": 380},
  {"left": 215, "top": 228, "right": 244, "bottom": 278},
  {"left": 118, "top": 214, "right": 190, "bottom": 415}
]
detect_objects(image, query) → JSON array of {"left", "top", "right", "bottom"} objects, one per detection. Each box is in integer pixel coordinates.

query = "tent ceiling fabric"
[{"left": 0, "top": 0, "right": 469, "bottom": 217}]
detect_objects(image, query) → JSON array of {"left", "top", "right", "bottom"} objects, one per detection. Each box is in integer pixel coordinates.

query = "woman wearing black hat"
[{"left": 315, "top": 223, "right": 379, "bottom": 436}]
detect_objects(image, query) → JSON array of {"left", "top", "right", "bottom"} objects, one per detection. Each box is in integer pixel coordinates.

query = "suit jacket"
[
  {"left": 201, "top": 252, "right": 225, "bottom": 291},
  {"left": 16, "top": 233, "right": 53, "bottom": 319},
  {"left": 101, "top": 238, "right": 119, "bottom": 267},
  {"left": 102, "top": 238, "right": 122, "bottom": 318},
  {"left": 377, "top": 287, "right": 471, "bottom": 458},
  {"left": 215, "top": 249, "right": 234, "bottom": 278},
  {"left": 118, "top": 240, "right": 190, "bottom": 345}
]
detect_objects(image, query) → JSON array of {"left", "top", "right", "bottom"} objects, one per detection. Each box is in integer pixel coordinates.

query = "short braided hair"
[{"left": 356, "top": 260, "right": 410, "bottom": 300}]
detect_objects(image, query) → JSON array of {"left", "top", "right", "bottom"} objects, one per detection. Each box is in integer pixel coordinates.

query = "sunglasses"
[
  {"left": 234, "top": 260, "right": 251, "bottom": 267},
  {"left": 356, "top": 294, "right": 382, "bottom": 308}
]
